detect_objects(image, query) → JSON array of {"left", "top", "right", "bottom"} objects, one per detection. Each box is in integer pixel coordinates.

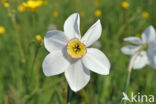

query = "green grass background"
[{"left": 0, "top": 0, "right": 156, "bottom": 104}]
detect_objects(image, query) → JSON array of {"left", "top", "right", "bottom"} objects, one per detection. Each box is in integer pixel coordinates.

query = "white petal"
[
  {"left": 81, "top": 20, "right": 102, "bottom": 47},
  {"left": 147, "top": 41, "right": 156, "bottom": 68},
  {"left": 141, "top": 26, "right": 156, "bottom": 42},
  {"left": 124, "top": 37, "right": 143, "bottom": 45},
  {"left": 121, "top": 45, "right": 140, "bottom": 55},
  {"left": 82, "top": 48, "right": 110, "bottom": 75},
  {"left": 64, "top": 13, "right": 81, "bottom": 40},
  {"left": 43, "top": 50, "right": 70, "bottom": 76},
  {"left": 65, "top": 60, "right": 90, "bottom": 92},
  {"left": 44, "top": 30, "right": 68, "bottom": 52},
  {"left": 133, "top": 51, "right": 148, "bottom": 69}
]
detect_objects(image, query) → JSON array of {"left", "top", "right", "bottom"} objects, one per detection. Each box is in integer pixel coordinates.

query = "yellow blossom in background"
[
  {"left": 80, "top": 11, "right": 85, "bottom": 17},
  {"left": 94, "top": 0, "right": 100, "bottom": 7},
  {"left": 2, "top": 0, "right": 10, "bottom": 8},
  {"left": 121, "top": 1, "right": 129, "bottom": 9},
  {"left": 18, "top": 4, "right": 25, "bottom": 12},
  {"left": 35, "top": 35, "right": 42, "bottom": 41},
  {"left": 53, "top": 10, "right": 59, "bottom": 17},
  {"left": 142, "top": 11, "right": 149, "bottom": 19},
  {"left": 22, "top": 0, "right": 43, "bottom": 12},
  {"left": 0, "top": 26, "right": 5, "bottom": 35},
  {"left": 136, "top": 33, "right": 141, "bottom": 38},
  {"left": 94, "top": 9, "right": 102, "bottom": 17}
]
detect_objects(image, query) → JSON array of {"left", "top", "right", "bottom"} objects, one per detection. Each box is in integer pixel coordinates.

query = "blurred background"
[{"left": 0, "top": 0, "right": 156, "bottom": 104}]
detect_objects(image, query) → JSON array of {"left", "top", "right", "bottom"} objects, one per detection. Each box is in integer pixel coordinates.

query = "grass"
[{"left": 0, "top": 0, "right": 156, "bottom": 104}]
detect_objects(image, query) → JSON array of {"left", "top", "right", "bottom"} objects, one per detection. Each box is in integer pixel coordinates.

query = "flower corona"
[{"left": 67, "top": 38, "right": 87, "bottom": 59}]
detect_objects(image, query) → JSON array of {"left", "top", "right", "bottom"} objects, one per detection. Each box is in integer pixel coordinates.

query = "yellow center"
[{"left": 67, "top": 38, "right": 87, "bottom": 59}]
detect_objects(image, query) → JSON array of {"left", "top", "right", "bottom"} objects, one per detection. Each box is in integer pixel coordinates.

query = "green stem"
[
  {"left": 10, "top": 12, "right": 25, "bottom": 63},
  {"left": 32, "top": 13, "right": 36, "bottom": 35},
  {"left": 125, "top": 70, "right": 131, "bottom": 94},
  {"left": 124, "top": 51, "right": 141, "bottom": 104},
  {"left": 32, "top": 46, "right": 40, "bottom": 68},
  {"left": 67, "top": 85, "right": 72, "bottom": 104}
]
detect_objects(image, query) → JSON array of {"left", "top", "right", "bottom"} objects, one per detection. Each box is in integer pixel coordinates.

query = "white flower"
[
  {"left": 121, "top": 26, "right": 156, "bottom": 69},
  {"left": 43, "top": 13, "right": 111, "bottom": 92}
]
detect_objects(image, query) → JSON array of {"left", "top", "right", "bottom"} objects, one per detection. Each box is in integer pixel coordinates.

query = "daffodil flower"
[
  {"left": 121, "top": 26, "right": 156, "bottom": 69},
  {"left": 43, "top": 13, "right": 111, "bottom": 92}
]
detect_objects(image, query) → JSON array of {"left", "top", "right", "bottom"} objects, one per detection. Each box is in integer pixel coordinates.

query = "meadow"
[{"left": 0, "top": 0, "right": 156, "bottom": 104}]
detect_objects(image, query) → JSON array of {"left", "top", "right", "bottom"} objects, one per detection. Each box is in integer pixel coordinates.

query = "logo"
[{"left": 121, "top": 92, "right": 155, "bottom": 103}]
